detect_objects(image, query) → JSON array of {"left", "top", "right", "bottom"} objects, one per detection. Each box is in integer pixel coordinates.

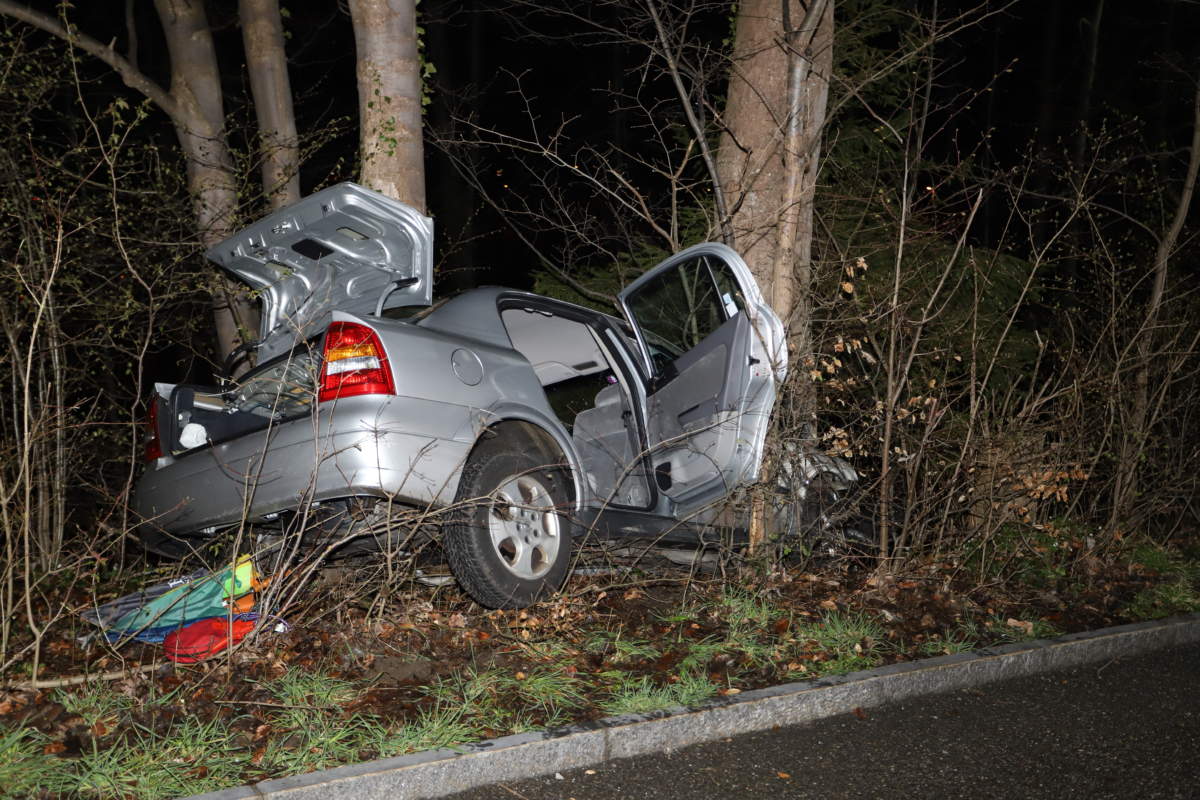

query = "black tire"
[{"left": 444, "top": 430, "right": 574, "bottom": 609}]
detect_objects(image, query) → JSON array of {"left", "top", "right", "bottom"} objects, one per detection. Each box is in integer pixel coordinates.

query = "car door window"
[{"left": 624, "top": 256, "right": 731, "bottom": 374}]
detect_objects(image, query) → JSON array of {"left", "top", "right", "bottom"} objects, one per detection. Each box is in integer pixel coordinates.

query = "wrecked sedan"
[{"left": 136, "top": 182, "right": 791, "bottom": 608}]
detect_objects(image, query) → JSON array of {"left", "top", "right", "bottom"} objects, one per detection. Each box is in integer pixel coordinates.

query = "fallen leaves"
[{"left": 1006, "top": 618, "right": 1035, "bottom": 636}]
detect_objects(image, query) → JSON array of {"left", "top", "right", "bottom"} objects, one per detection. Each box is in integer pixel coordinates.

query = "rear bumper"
[{"left": 133, "top": 395, "right": 474, "bottom": 538}]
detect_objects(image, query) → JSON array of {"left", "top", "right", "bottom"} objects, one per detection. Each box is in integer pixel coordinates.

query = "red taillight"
[
  {"left": 318, "top": 322, "right": 395, "bottom": 403},
  {"left": 145, "top": 398, "right": 163, "bottom": 461}
]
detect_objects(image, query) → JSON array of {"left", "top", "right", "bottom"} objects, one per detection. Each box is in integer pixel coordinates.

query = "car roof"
[
  {"left": 414, "top": 287, "right": 514, "bottom": 346},
  {"left": 415, "top": 286, "right": 628, "bottom": 346}
]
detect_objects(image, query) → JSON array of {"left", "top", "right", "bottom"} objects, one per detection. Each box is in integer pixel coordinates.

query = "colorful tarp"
[
  {"left": 80, "top": 557, "right": 256, "bottom": 644},
  {"left": 163, "top": 613, "right": 260, "bottom": 663}
]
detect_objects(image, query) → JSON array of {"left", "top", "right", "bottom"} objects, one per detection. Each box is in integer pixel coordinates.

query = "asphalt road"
[{"left": 446, "top": 644, "right": 1200, "bottom": 800}]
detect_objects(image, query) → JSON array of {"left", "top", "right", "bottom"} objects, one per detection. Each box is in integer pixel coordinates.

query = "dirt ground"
[{"left": 0, "top": 536, "right": 1193, "bottom": 797}]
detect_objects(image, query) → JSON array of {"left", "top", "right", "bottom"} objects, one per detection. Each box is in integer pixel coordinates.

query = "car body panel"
[
  {"left": 207, "top": 183, "right": 434, "bottom": 360},
  {"left": 136, "top": 298, "right": 591, "bottom": 538},
  {"left": 134, "top": 185, "right": 802, "bottom": 557}
]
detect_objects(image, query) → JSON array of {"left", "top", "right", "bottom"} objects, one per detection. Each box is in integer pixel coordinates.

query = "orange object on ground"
[{"left": 226, "top": 593, "right": 256, "bottom": 614}]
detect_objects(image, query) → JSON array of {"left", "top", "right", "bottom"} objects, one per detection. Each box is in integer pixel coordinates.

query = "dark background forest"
[{"left": 0, "top": 1, "right": 1199, "bottom": 794}]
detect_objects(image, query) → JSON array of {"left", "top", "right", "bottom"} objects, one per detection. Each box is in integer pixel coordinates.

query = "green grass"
[
  {"left": 705, "top": 588, "right": 780, "bottom": 629},
  {"left": 54, "top": 684, "right": 132, "bottom": 728},
  {"left": 916, "top": 626, "right": 979, "bottom": 656},
  {"left": 964, "top": 523, "right": 1071, "bottom": 590},
  {"left": 660, "top": 588, "right": 789, "bottom": 677},
  {"left": 1127, "top": 579, "right": 1200, "bottom": 620},
  {"left": 254, "top": 668, "right": 410, "bottom": 775},
  {"left": 259, "top": 712, "right": 387, "bottom": 776},
  {"left": 40, "top": 716, "right": 246, "bottom": 800},
  {"left": 984, "top": 614, "right": 1063, "bottom": 642},
  {"left": 791, "top": 611, "right": 889, "bottom": 676},
  {"left": 599, "top": 673, "right": 718, "bottom": 716},
  {"left": 1131, "top": 542, "right": 1180, "bottom": 574},
  {"left": 518, "top": 639, "right": 577, "bottom": 661},
  {"left": 370, "top": 705, "right": 480, "bottom": 754},
  {"left": 424, "top": 663, "right": 585, "bottom": 734},
  {"left": 583, "top": 631, "right": 660, "bottom": 663},
  {"left": 0, "top": 726, "right": 72, "bottom": 799},
  {"left": 1125, "top": 542, "right": 1200, "bottom": 620},
  {"left": 262, "top": 667, "right": 361, "bottom": 708},
  {"left": 513, "top": 667, "right": 586, "bottom": 715}
]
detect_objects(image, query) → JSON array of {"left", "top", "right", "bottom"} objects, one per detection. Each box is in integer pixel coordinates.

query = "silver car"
[{"left": 135, "top": 182, "right": 791, "bottom": 608}]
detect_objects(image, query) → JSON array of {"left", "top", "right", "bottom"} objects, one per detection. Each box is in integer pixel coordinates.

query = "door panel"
[
  {"left": 644, "top": 313, "right": 751, "bottom": 499},
  {"left": 618, "top": 244, "right": 786, "bottom": 514}
]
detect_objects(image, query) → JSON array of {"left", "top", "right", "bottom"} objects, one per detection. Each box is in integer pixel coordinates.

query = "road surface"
[{"left": 446, "top": 644, "right": 1199, "bottom": 799}]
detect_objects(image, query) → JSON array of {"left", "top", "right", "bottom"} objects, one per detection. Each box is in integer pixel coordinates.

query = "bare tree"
[
  {"left": 1111, "top": 77, "right": 1200, "bottom": 532},
  {"left": 0, "top": 0, "right": 255, "bottom": 358},
  {"left": 349, "top": 0, "right": 427, "bottom": 209}
]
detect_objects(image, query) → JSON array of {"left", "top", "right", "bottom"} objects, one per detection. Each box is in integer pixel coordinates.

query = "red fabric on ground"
[{"left": 163, "top": 615, "right": 256, "bottom": 663}]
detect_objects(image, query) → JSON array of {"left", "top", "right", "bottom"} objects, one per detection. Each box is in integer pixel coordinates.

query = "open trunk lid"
[{"left": 207, "top": 182, "right": 434, "bottom": 360}]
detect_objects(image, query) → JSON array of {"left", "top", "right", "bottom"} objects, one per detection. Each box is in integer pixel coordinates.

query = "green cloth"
[{"left": 101, "top": 557, "right": 254, "bottom": 639}]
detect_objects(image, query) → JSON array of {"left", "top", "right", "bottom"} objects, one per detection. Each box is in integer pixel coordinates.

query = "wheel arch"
[{"left": 470, "top": 414, "right": 586, "bottom": 512}]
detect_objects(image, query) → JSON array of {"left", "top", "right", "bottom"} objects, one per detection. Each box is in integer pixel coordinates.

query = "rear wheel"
[{"left": 444, "top": 430, "right": 574, "bottom": 608}]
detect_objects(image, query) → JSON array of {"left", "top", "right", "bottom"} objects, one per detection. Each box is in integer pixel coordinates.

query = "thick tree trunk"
[
  {"left": 154, "top": 0, "right": 254, "bottom": 359},
  {"left": 716, "top": 0, "right": 833, "bottom": 553},
  {"left": 348, "top": 0, "right": 426, "bottom": 209},
  {"left": 240, "top": 0, "right": 301, "bottom": 209},
  {"left": 716, "top": 0, "right": 833, "bottom": 349}
]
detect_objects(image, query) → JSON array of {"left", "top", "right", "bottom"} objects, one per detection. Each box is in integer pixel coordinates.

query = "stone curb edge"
[{"left": 190, "top": 612, "right": 1200, "bottom": 800}]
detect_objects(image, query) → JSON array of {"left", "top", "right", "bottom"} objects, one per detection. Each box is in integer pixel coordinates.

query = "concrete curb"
[{"left": 190, "top": 612, "right": 1200, "bottom": 800}]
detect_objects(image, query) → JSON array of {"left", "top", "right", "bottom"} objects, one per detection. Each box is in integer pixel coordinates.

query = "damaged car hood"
[{"left": 207, "top": 182, "right": 434, "bottom": 360}]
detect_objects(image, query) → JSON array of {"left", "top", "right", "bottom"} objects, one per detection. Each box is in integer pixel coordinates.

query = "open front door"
[{"left": 618, "top": 243, "right": 787, "bottom": 514}]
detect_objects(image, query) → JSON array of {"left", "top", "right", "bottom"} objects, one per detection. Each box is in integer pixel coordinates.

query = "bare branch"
[
  {"left": 645, "top": 0, "right": 730, "bottom": 243},
  {"left": 0, "top": 0, "right": 178, "bottom": 120}
]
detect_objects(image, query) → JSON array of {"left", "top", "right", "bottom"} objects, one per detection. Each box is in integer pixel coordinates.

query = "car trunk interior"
[{"left": 158, "top": 348, "right": 320, "bottom": 455}]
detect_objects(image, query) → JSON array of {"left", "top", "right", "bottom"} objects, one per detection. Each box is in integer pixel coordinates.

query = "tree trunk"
[
  {"left": 348, "top": 0, "right": 427, "bottom": 209},
  {"left": 716, "top": 0, "right": 834, "bottom": 553},
  {"left": 153, "top": 0, "right": 254, "bottom": 359},
  {"left": 240, "top": 0, "right": 301, "bottom": 209},
  {"left": 716, "top": 0, "right": 833, "bottom": 357}
]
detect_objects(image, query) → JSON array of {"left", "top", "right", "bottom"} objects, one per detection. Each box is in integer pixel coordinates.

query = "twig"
[
  {"left": 3, "top": 661, "right": 159, "bottom": 691},
  {"left": 212, "top": 699, "right": 329, "bottom": 710}
]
